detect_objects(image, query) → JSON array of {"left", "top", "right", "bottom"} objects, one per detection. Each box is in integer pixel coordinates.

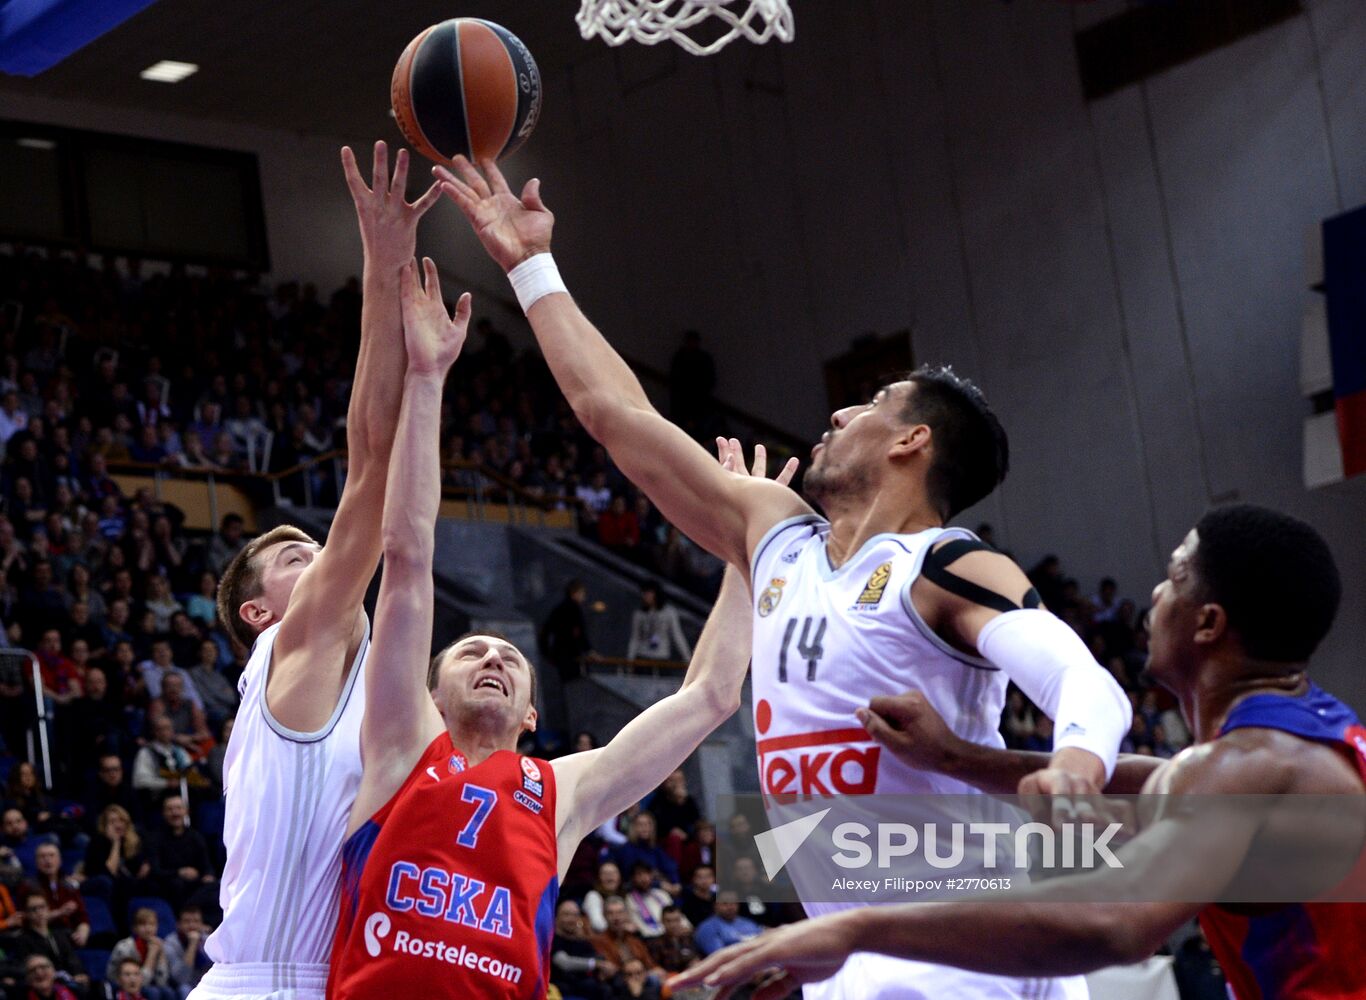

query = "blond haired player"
[
  {"left": 189, "top": 143, "right": 441, "bottom": 1000},
  {"left": 438, "top": 156, "right": 1132, "bottom": 1000}
]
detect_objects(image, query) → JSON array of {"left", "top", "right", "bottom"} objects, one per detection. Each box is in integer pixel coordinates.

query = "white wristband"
[{"left": 507, "top": 253, "right": 567, "bottom": 313}]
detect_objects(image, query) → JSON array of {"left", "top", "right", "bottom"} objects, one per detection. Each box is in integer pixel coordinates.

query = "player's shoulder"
[{"left": 1165, "top": 728, "right": 1357, "bottom": 795}]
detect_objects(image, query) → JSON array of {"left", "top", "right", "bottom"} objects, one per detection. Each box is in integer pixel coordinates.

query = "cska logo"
[
  {"left": 855, "top": 561, "right": 893, "bottom": 607},
  {"left": 758, "top": 578, "right": 787, "bottom": 618}
]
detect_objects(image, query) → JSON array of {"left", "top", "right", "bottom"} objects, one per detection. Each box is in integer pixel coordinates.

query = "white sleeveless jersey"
[
  {"left": 750, "top": 516, "right": 1087, "bottom": 1000},
  {"left": 751, "top": 516, "right": 1006, "bottom": 804},
  {"left": 205, "top": 618, "right": 369, "bottom": 971}
]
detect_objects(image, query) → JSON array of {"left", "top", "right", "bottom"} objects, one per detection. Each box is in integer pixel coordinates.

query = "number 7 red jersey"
[{"left": 327, "top": 733, "right": 559, "bottom": 999}]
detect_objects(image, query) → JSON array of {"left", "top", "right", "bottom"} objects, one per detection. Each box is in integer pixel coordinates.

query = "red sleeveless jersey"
[
  {"left": 1198, "top": 686, "right": 1366, "bottom": 999},
  {"left": 327, "top": 734, "right": 559, "bottom": 999}
]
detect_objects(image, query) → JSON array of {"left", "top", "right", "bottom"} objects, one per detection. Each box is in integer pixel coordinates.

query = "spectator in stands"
[
  {"left": 676, "top": 822, "right": 715, "bottom": 888},
  {"left": 650, "top": 770, "right": 700, "bottom": 848},
  {"left": 143, "top": 577, "right": 182, "bottom": 634},
  {"left": 731, "top": 855, "right": 793, "bottom": 928},
  {"left": 693, "top": 891, "right": 762, "bottom": 957},
  {"left": 137, "top": 641, "right": 202, "bottom": 709},
  {"left": 20, "top": 953, "right": 79, "bottom": 1000},
  {"left": 1090, "top": 577, "right": 1120, "bottom": 624},
  {"left": 85, "top": 756, "right": 135, "bottom": 832},
  {"left": 35, "top": 630, "right": 83, "bottom": 709},
  {"left": 0, "top": 881, "right": 20, "bottom": 930},
  {"left": 539, "top": 580, "right": 593, "bottom": 684},
  {"left": 1, "top": 809, "right": 46, "bottom": 880},
  {"left": 205, "top": 515, "right": 245, "bottom": 578},
  {"left": 81, "top": 805, "right": 147, "bottom": 922},
  {"left": 183, "top": 574, "right": 217, "bottom": 630},
  {"left": 613, "top": 813, "right": 680, "bottom": 897},
  {"left": 647, "top": 906, "right": 700, "bottom": 976},
  {"left": 148, "top": 674, "right": 211, "bottom": 758},
  {"left": 612, "top": 957, "right": 660, "bottom": 1000},
  {"left": 132, "top": 717, "right": 193, "bottom": 804},
  {"left": 596, "top": 495, "right": 640, "bottom": 556},
  {"left": 166, "top": 614, "right": 201, "bottom": 671},
  {"left": 677, "top": 865, "right": 715, "bottom": 930},
  {"left": 12, "top": 894, "right": 88, "bottom": 995},
  {"left": 25, "top": 843, "right": 88, "bottom": 948},
  {"left": 107, "top": 907, "right": 174, "bottom": 1000},
  {"left": 63, "top": 598, "right": 102, "bottom": 653},
  {"left": 590, "top": 898, "right": 662, "bottom": 983},
  {"left": 550, "top": 899, "right": 611, "bottom": 1000},
  {"left": 185, "top": 641, "right": 236, "bottom": 729},
  {"left": 205, "top": 718, "right": 232, "bottom": 794},
  {"left": 625, "top": 583, "right": 691, "bottom": 663},
  {"left": 583, "top": 861, "right": 623, "bottom": 935},
  {"left": 6, "top": 763, "right": 53, "bottom": 829},
  {"left": 624, "top": 862, "right": 671, "bottom": 940},
  {"left": 144, "top": 796, "right": 213, "bottom": 911},
  {"left": 21, "top": 566, "right": 68, "bottom": 641},
  {"left": 576, "top": 471, "right": 612, "bottom": 523},
  {"left": 0, "top": 392, "right": 29, "bottom": 449},
  {"left": 113, "top": 957, "right": 147, "bottom": 1000},
  {"left": 667, "top": 331, "right": 716, "bottom": 439},
  {"left": 162, "top": 904, "right": 212, "bottom": 993}
]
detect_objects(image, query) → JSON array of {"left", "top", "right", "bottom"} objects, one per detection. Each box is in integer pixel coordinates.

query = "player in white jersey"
[
  {"left": 189, "top": 142, "right": 442, "bottom": 1000},
  {"left": 439, "top": 156, "right": 1133, "bottom": 999}
]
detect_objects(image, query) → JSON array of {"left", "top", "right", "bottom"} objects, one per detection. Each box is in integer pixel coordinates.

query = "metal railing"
[{"left": 0, "top": 647, "right": 52, "bottom": 789}]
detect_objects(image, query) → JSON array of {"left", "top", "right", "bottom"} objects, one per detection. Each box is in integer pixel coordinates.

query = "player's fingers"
[
  {"left": 452, "top": 291, "right": 473, "bottom": 328},
  {"left": 398, "top": 258, "right": 418, "bottom": 301},
  {"left": 867, "top": 693, "right": 916, "bottom": 725},
  {"left": 389, "top": 146, "right": 410, "bottom": 195},
  {"left": 775, "top": 456, "right": 800, "bottom": 487},
  {"left": 438, "top": 182, "right": 479, "bottom": 220},
  {"left": 751, "top": 443, "right": 767, "bottom": 478},
  {"left": 522, "top": 177, "right": 549, "bottom": 212},
  {"left": 421, "top": 257, "right": 442, "bottom": 302},
  {"left": 480, "top": 156, "right": 513, "bottom": 196},
  {"left": 703, "top": 945, "right": 770, "bottom": 990},
  {"left": 340, "top": 146, "right": 369, "bottom": 200},
  {"left": 451, "top": 155, "right": 491, "bottom": 199},
  {"left": 371, "top": 140, "right": 390, "bottom": 194},
  {"left": 856, "top": 706, "right": 901, "bottom": 747},
  {"left": 754, "top": 971, "right": 800, "bottom": 1000},
  {"left": 410, "top": 180, "right": 443, "bottom": 217}
]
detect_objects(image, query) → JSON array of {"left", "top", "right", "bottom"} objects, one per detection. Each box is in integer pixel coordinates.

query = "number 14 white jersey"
[{"left": 749, "top": 515, "right": 1007, "bottom": 799}]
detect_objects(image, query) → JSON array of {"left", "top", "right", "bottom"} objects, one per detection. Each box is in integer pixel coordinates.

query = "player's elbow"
[
  {"left": 576, "top": 389, "right": 648, "bottom": 441},
  {"left": 381, "top": 534, "right": 433, "bottom": 575},
  {"left": 696, "top": 679, "right": 743, "bottom": 723},
  {"left": 1086, "top": 910, "right": 1163, "bottom": 968}
]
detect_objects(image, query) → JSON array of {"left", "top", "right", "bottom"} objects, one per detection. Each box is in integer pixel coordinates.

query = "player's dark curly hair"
[
  {"left": 1192, "top": 504, "right": 1340, "bottom": 662},
  {"left": 898, "top": 366, "right": 1009, "bottom": 521}
]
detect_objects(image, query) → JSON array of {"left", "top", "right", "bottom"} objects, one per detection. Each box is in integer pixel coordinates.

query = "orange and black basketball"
[{"left": 391, "top": 18, "right": 542, "bottom": 165}]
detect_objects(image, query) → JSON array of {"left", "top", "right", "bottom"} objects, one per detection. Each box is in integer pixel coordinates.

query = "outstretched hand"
[
  {"left": 399, "top": 258, "right": 471, "bottom": 377},
  {"left": 341, "top": 141, "right": 442, "bottom": 270},
  {"left": 434, "top": 155, "right": 554, "bottom": 272},
  {"left": 717, "top": 437, "right": 800, "bottom": 486},
  {"left": 668, "top": 914, "right": 858, "bottom": 1000}
]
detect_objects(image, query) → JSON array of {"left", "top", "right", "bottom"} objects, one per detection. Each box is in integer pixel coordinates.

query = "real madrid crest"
[{"left": 757, "top": 577, "right": 786, "bottom": 618}]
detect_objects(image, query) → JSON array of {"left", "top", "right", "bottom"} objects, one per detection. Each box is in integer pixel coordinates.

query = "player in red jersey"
[
  {"left": 675, "top": 504, "right": 1366, "bottom": 1000},
  {"left": 326, "top": 259, "right": 786, "bottom": 1000}
]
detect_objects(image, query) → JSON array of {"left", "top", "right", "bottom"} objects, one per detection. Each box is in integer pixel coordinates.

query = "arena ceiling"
[{"left": 0, "top": 0, "right": 594, "bottom": 138}]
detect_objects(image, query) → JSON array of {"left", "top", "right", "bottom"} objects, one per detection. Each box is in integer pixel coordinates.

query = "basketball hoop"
[{"left": 577, "top": 0, "right": 794, "bottom": 57}]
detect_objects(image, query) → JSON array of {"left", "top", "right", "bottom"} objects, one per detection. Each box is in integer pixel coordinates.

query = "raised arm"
[
  {"left": 858, "top": 691, "right": 1164, "bottom": 796},
  {"left": 271, "top": 143, "right": 442, "bottom": 727},
  {"left": 552, "top": 444, "right": 797, "bottom": 874},
  {"left": 348, "top": 258, "right": 469, "bottom": 831},
  {"left": 436, "top": 157, "right": 808, "bottom": 569},
  {"left": 910, "top": 544, "right": 1132, "bottom": 794}
]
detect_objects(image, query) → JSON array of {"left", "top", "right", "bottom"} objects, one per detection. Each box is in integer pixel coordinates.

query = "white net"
[{"left": 577, "top": 0, "right": 794, "bottom": 57}]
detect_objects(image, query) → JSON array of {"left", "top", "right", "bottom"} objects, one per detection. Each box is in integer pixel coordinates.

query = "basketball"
[{"left": 391, "top": 18, "right": 542, "bottom": 165}]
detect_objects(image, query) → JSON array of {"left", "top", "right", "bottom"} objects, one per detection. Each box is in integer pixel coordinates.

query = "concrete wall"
[{"left": 5, "top": 0, "right": 1363, "bottom": 699}]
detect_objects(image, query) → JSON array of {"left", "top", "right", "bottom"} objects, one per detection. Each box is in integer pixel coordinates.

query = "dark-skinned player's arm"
[
  {"left": 347, "top": 259, "right": 470, "bottom": 834},
  {"left": 551, "top": 444, "right": 797, "bottom": 881},
  {"left": 858, "top": 689, "right": 1163, "bottom": 795},
  {"left": 672, "top": 738, "right": 1289, "bottom": 1000},
  {"left": 900, "top": 542, "right": 1133, "bottom": 794},
  {"left": 435, "top": 156, "right": 808, "bottom": 569},
  {"left": 270, "top": 143, "right": 443, "bottom": 731}
]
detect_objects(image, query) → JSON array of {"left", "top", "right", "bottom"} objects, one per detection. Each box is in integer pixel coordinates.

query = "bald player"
[
  {"left": 190, "top": 142, "right": 441, "bottom": 1000},
  {"left": 676, "top": 505, "right": 1366, "bottom": 1000}
]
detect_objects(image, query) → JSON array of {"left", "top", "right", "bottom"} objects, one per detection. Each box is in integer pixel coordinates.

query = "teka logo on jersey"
[
  {"left": 363, "top": 912, "right": 391, "bottom": 957},
  {"left": 756, "top": 729, "right": 881, "bottom": 797}
]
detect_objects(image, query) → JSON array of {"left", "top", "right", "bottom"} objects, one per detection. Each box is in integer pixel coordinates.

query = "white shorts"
[
  {"left": 801, "top": 952, "right": 1089, "bottom": 1000},
  {"left": 186, "top": 962, "right": 329, "bottom": 1000}
]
